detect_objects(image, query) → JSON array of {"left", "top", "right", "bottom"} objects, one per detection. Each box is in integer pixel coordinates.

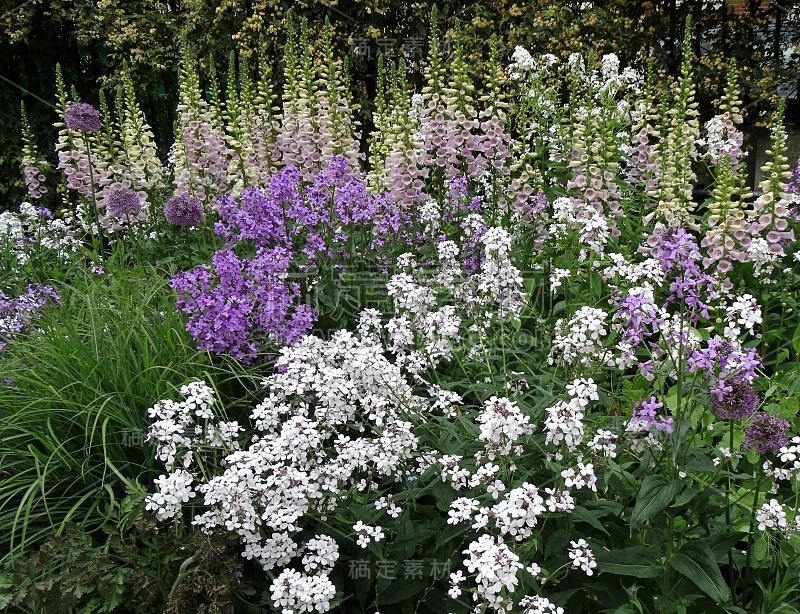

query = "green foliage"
[
  {"left": 0, "top": 263, "right": 215, "bottom": 564},
  {"left": 0, "top": 489, "right": 188, "bottom": 613}
]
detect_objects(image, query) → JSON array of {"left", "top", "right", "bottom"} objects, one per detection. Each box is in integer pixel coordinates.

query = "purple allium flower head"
[
  {"left": 64, "top": 102, "right": 101, "bottom": 133},
  {"left": 744, "top": 412, "right": 790, "bottom": 455},
  {"left": 164, "top": 193, "right": 205, "bottom": 226},
  {"left": 105, "top": 185, "right": 142, "bottom": 218},
  {"left": 712, "top": 378, "right": 759, "bottom": 421}
]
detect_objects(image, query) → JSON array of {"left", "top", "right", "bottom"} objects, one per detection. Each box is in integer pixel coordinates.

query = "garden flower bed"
[{"left": 2, "top": 14, "right": 800, "bottom": 614}]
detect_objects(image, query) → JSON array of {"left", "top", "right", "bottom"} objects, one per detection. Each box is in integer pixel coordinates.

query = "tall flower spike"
[
  {"left": 625, "top": 60, "right": 661, "bottom": 195},
  {"left": 372, "top": 59, "right": 428, "bottom": 207},
  {"left": 172, "top": 43, "right": 230, "bottom": 209},
  {"left": 116, "top": 65, "right": 164, "bottom": 192},
  {"left": 747, "top": 97, "right": 795, "bottom": 262},
  {"left": 701, "top": 60, "right": 752, "bottom": 276},
  {"left": 54, "top": 64, "right": 112, "bottom": 203},
  {"left": 651, "top": 17, "right": 700, "bottom": 229},
  {"left": 19, "top": 101, "right": 48, "bottom": 200}
]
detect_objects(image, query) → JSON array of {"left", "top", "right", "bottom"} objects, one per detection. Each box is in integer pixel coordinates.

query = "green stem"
[
  {"left": 168, "top": 554, "right": 197, "bottom": 601},
  {"left": 662, "top": 511, "right": 675, "bottom": 608},
  {"left": 84, "top": 139, "right": 104, "bottom": 264},
  {"left": 726, "top": 419, "right": 735, "bottom": 604},
  {"left": 744, "top": 471, "right": 763, "bottom": 607}
]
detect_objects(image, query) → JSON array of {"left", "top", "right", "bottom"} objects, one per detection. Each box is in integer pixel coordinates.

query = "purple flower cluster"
[
  {"left": 712, "top": 378, "right": 759, "bottom": 421},
  {"left": 686, "top": 336, "right": 761, "bottom": 404},
  {"left": 616, "top": 288, "right": 663, "bottom": 356},
  {"left": 0, "top": 284, "right": 60, "bottom": 350},
  {"left": 174, "top": 157, "right": 420, "bottom": 361},
  {"left": 164, "top": 193, "right": 205, "bottom": 226},
  {"left": 171, "top": 247, "right": 315, "bottom": 362},
  {"left": 631, "top": 396, "right": 674, "bottom": 434},
  {"left": 105, "top": 185, "right": 142, "bottom": 218},
  {"left": 215, "top": 156, "right": 420, "bottom": 262},
  {"left": 64, "top": 103, "right": 101, "bottom": 133},
  {"left": 744, "top": 412, "right": 790, "bottom": 455},
  {"left": 654, "top": 228, "right": 719, "bottom": 324}
]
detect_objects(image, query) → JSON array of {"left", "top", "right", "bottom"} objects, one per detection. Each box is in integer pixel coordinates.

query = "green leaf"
[
  {"left": 695, "top": 532, "right": 747, "bottom": 564},
  {"left": 573, "top": 505, "right": 610, "bottom": 536},
  {"left": 753, "top": 535, "right": 768, "bottom": 562},
  {"left": 792, "top": 321, "right": 800, "bottom": 356},
  {"left": 670, "top": 542, "right": 730, "bottom": 603},
  {"left": 545, "top": 530, "right": 571, "bottom": 559},
  {"left": 375, "top": 576, "right": 429, "bottom": 605},
  {"left": 594, "top": 546, "right": 661, "bottom": 578},
  {"left": 630, "top": 475, "right": 682, "bottom": 530}
]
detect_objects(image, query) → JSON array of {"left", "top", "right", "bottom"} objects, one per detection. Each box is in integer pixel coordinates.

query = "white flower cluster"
[
  {"left": 477, "top": 396, "right": 533, "bottom": 459},
  {"left": 747, "top": 236, "right": 779, "bottom": 279},
  {"left": 757, "top": 499, "right": 788, "bottom": 532},
  {"left": 551, "top": 197, "right": 610, "bottom": 256},
  {"left": 145, "top": 380, "right": 223, "bottom": 472},
  {"left": 484, "top": 483, "right": 547, "bottom": 540},
  {"left": 568, "top": 538, "right": 597, "bottom": 575},
  {"left": 703, "top": 114, "right": 742, "bottom": 165},
  {"left": 602, "top": 253, "right": 664, "bottom": 288},
  {"left": 0, "top": 203, "right": 81, "bottom": 267},
  {"left": 549, "top": 307, "right": 609, "bottom": 367},
  {"left": 763, "top": 438, "right": 800, "bottom": 482},
  {"left": 374, "top": 495, "right": 402, "bottom": 518},
  {"left": 549, "top": 268, "right": 570, "bottom": 292},
  {"left": 270, "top": 567, "right": 337, "bottom": 614},
  {"left": 439, "top": 454, "right": 471, "bottom": 490},
  {"left": 519, "top": 595, "right": 564, "bottom": 614},
  {"left": 385, "top": 223, "right": 526, "bottom": 375},
  {"left": 561, "top": 461, "right": 598, "bottom": 491},
  {"left": 146, "top": 328, "right": 427, "bottom": 613},
  {"left": 463, "top": 534, "right": 523, "bottom": 612},
  {"left": 469, "top": 227, "right": 526, "bottom": 322},
  {"left": 301, "top": 536, "right": 339, "bottom": 572},
  {"left": 588, "top": 429, "right": 618, "bottom": 458},
  {"left": 386, "top": 259, "right": 462, "bottom": 374},
  {"left": 509, "top": 46, "right": 536, "bottom": 80},
  {"left": 544, "top": 378, "right": 599, "bottom": 450},
  {"left": 145, "top": 469, "right": 195, "bottom": 521},
  {"left": 724, "top": 293, "right": 762, "bottom": 339},
  {"left": 352, "top": 521, "right": 386, "bottom": 548}
]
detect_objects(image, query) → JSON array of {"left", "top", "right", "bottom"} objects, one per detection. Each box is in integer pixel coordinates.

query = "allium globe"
[
  {"left": 164, "top": 193, "right": 205, "bottom": 226},
  {"left": 64, "top": 103, "right": 101, "bottom": 133},
  {"left": 104, "top": 185, "right": 142, "bottom": 218},
  {"left": 712, "top": 378, "right": 759, "bottom": 421},
  {"left": 744, "top": 412, "right": 790, "bottom": 455}
]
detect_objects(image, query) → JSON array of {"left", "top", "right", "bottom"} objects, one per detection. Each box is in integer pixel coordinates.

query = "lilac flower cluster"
[
  {"left": 215, "top": 157, "right": 385, "bottom": 258},
  {"left": 171, "top": 248, "right": 315, "bottom": 362},
  {"left": 654, "top": 228, "right": 719, "bottom": 324},
  {"left": 0, "top": 284, "right": 60, "bottom": 350},
  {"left": 686, "top": 336, "right": 761, "bottom": 404},
  {"left": 174, "top": 157, "right": 426, "bottom": 361},
  {"left": 629, "top": 397, "right": 674, "bottom": 434}
]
